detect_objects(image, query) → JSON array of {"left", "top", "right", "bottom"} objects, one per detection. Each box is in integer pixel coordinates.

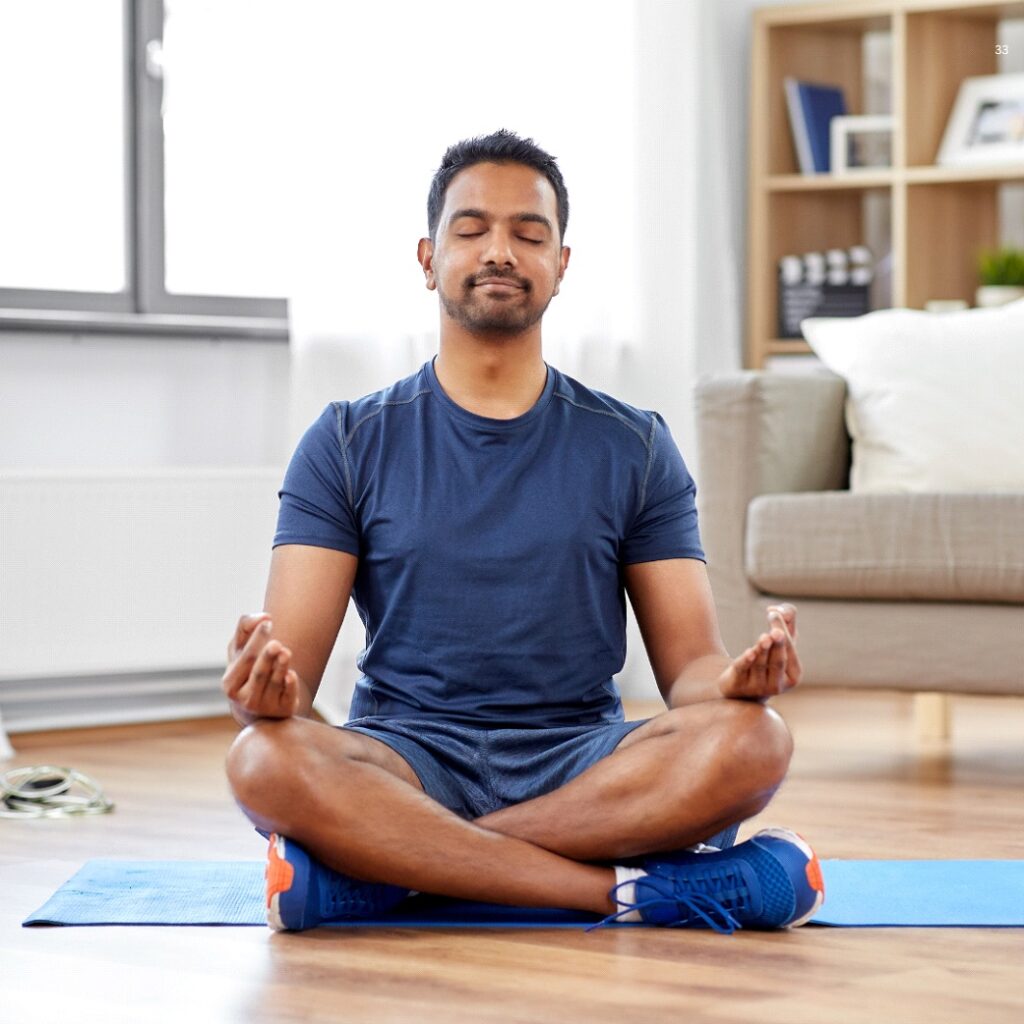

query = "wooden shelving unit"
[{"left": 746, "top": 0, "right": 1024, "bottom": 368}]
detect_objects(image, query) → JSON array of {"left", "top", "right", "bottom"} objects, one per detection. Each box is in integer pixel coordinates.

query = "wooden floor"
[{"left": 3, "top": 687, "right": 1023, "bottom": 1024}]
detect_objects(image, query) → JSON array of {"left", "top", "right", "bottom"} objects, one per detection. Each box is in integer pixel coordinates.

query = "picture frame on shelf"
[
  {"left": 937, "top": 72, "right": 1024, "bottom": 166},
  {"left": 830, "top": 115, "right": 895, "bottom": 174}
]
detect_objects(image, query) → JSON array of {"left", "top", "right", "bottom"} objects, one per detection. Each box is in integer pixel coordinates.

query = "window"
[
  {"left": 0, "top": 0, "right": 287, "bottom": 334},
  {"left": 0, "top": 1, "right": 128, "bottom": 304}
]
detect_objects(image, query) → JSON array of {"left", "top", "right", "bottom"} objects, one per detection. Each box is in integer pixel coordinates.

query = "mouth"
[{"left": 473, "top": 278, "right": 524, "bottom": 292}]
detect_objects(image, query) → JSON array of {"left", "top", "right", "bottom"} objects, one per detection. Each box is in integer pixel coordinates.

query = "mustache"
[{"left": 469, "top": 272, "right": 529, "bottom": 289}]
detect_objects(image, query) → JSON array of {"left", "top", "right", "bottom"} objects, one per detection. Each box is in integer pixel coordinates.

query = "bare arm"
[
  {"left": 222, "top": 544, "right": 359, "bottom": 727},
  {"left": 623, "top": 558, "right": 802, "bottom": 708}
]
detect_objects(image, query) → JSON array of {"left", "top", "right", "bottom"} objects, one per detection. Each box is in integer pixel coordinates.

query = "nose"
[{"left": 479, "top": 228, "right": 517, "bottom": 268}]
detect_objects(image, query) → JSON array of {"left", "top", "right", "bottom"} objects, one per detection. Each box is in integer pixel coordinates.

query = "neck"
[{"left": 433, "top": 322, "right": 547, "bottom": 419}]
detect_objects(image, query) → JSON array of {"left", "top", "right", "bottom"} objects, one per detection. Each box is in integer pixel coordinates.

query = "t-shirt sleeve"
[
  {"left": 620, "top": 412, "right": 706, "bottom": 565},
  {"left": 272, "top": 402, "right": 361, "bottom": 556}
]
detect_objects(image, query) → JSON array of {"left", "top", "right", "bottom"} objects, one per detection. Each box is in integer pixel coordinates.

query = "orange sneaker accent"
[
  {"left": 265, "top": 834, "right": 295, "bottom": 909},
  {"left": 805, "top": 852, "right": 825, "bottom": 894}
]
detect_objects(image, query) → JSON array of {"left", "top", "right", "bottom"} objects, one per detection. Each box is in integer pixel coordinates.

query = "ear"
[
  {"left": 552, "top": 245, "right": 571, "bottom": 296},
  {"left": 417, "top": 237, "right": 437, "bottom": 291}
]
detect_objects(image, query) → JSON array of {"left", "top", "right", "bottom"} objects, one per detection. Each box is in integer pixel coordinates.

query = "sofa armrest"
[
  {"left": 696, "top": 370, "right": 850, "bottom": 499},
  {"left": 694, "top": 370, "right": 850, "bottom": 652}
]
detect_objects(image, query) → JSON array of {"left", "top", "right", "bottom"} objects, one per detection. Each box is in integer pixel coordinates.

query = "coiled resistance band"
[{"left": 0, "top": 765, "right": 115, "bottom": 819}]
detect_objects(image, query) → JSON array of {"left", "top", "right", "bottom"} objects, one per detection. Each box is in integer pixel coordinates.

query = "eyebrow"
[{"left": 449, "top": 208, "right": 553, "bottom": 233}]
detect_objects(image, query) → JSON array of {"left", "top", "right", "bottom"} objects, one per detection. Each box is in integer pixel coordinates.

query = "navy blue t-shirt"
[{"left": 273, "top": 355, "right": 705, "bottom": 728}]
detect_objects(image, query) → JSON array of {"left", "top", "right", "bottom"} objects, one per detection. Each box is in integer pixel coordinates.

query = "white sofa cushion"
[{"left": 801, "top": 299, "right": 1024, "bottom": 493}]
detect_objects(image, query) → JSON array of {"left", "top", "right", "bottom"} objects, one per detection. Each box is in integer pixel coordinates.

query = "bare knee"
[
  {"left": 654, "top": 700, "right": 792, "bottom": 796},
  {"left": 225, "top": 717, "right": 307, "bottom": 811},
  {"left": 718, "top": 700, "right": 794, "bottom": 791},
  {"left": 648, "top": 701, "right": 793, "bottom": 797},
  {"left": 634, "top": 702, "right": 793, "bottom": 845}
]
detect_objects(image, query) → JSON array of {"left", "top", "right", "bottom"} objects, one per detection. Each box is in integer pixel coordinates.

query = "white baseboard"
[{"left": 0, "top": 669, "right": 228, "bottom": 735}]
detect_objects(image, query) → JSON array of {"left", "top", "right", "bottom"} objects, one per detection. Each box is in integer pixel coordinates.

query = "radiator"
[{"left": 0, "top": 468, "right": 283, "bottom": 732}]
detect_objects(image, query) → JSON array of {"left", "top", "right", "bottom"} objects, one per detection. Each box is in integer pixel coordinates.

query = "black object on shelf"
[
  {"left": 777, "top": 283, "right": 871, "bottom": 339},
  {"left": 776, "top": 246, "right": 874, "bottom": 339}
]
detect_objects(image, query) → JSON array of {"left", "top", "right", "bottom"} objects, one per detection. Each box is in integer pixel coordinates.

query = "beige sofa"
[{"left": 694, "top": 371, "right": 1024, "bottom": 733}]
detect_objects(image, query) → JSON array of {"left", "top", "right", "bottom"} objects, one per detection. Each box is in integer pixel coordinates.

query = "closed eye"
[{"left": 456, "top": 232, "right": 543, "bottom": 244}]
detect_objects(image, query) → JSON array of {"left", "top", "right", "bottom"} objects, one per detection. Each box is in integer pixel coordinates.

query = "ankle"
[{"left": 609, "top": 865, "right": 648, "bottom": 920}]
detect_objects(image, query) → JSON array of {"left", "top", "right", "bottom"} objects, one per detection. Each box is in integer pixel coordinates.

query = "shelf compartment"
[
  {"left": 767, "top": 189, "right": 891, "bottom": 260},
  {"left": 903, "top": 8, "right": 1001, "bottom": 167},
  {"left": 904, "top": 179, "right": 1002, "bottom": 307},
  {"left": 754, "top": 189, "right": 892, "bottom": 362},
  {"left": 765, "top": 16, "right": 895, "bottom": 177}
]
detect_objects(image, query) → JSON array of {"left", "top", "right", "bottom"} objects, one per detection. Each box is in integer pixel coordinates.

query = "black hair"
[{"left": 426, "top": 129, "right": 569, "bottom": 245}]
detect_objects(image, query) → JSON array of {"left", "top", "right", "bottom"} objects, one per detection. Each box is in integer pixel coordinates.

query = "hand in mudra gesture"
[
  {"left": 222, "top": 613, "right": 300, "bottom": 719},
  {"left": 717, "top": 603, "right": 802, "bottom": 702}
]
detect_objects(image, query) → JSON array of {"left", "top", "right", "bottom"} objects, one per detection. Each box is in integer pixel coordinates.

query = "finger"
[
  {"left": 228, "top": 612, "right": 271, "bottom": 660},
  {"left": 242, "top": 620, "right": 274, "bottom": 662},
  {"left": 768, "top": 603, "right": 798, "bottom": 641},
  {"left": 733, "top": 630, "right": 776, "bottom": 696},
  {"left": 225, "top": 620, "right": 274, "bottom": 700},
  {"left": 767, "top": 608, "right": 792, "bottom": 643},
  {"left": 275, "top": 664, "right": 298, "bottom": 714},
  {"left": 783, "top": 627, "right": 803, "bottom": 686},
  {"left": 267, "top": 651, "right": 290, "bottom": 711},
  {"left": 233, "top": 626, "right": 278, "bottom": 705},
  {"left": 265, "top": 657, "right": 300, "bottom": 718},
  {"left": 757, "top": 626, "right": 770, "bottom": 684},
  {"left": 283, "top": 670, "right": 301, "bottom": 715},
  {"left": 269, "top": 649, "right": 287, "bottom": 688},
  {"left": 741, "top": 645, "right": 759, "bottom": 675},
  {"left": 273, "top": 647, "right": 293, "bottom": 693},
  {"left": 748, "top": 632, "right": 772, "bottom": 696},
  {"left": 248, "top": 639, "right": 285, "bottom": 710},
  {"left": 769, "top": 610, "right": 802, "bottom": 685},
  {"left": 723, "top": 653, "right": 749, "bottom": 698},
  {"left": 766, "top": 629, "right": 788, "bottom": 694}
]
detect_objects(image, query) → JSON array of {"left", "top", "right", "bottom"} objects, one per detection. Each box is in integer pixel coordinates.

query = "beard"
[{"left": 437, "top": 276, "right": 555, "bottom": 335}]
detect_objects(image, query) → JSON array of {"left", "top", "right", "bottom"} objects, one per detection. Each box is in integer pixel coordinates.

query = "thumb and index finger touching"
[{"left": 767, "top": 602, "right": 797, "bottom": 641}]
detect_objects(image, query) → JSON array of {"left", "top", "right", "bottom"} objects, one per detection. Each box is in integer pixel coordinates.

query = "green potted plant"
[{"left": 975, "top": 246, "right": 1024, "bottom": 308}]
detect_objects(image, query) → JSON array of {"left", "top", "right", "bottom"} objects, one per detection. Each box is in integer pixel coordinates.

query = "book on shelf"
[{"left": 784, "top": 77, "right": 848, "bottom": 174}]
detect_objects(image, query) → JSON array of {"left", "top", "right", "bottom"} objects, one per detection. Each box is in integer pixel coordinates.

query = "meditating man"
[{"left": 222, "top": 129, "right": 824, "bottom": 933}]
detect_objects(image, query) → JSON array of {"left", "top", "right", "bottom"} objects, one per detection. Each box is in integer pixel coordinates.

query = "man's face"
[{"left": 420, "top": 161, "right": 570, "bottom": 336}]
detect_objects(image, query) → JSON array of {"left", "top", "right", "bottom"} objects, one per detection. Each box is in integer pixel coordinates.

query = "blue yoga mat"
[{"left": 21, "top": 858, "right": 1024, "bottom": 928}]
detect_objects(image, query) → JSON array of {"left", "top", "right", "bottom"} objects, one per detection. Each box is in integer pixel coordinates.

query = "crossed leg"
[{"left": 225, "top": 699, "right": 793, "bottom": 917}]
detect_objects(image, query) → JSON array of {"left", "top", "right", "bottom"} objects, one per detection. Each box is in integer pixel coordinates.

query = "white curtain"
[{"left": 284, "top": 1, "right": 749, "bottom": 720}]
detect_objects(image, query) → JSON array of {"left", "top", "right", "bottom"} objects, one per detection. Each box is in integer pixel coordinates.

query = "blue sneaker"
[
  {"left": 265, "top": 833, "right": 413, "bottom": 932},
  {"left": 589, "top": 827, "right": 825, "bottom": 934}
]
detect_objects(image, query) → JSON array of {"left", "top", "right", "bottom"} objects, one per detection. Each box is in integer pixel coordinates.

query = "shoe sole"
[
  {"left": 754, "top": 826, "right": 825, "bottom": 928},
  {"left": 266, "top": 833, "right": 298, "bottom": 932}
]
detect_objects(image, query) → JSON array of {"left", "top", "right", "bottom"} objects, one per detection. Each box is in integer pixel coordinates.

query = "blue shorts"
[
  {"left": 340, "top": 714, "right": 739, "bottom": 850},
  {"left": 342, "top": 715, "right": 647, "bottom": 819}
]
